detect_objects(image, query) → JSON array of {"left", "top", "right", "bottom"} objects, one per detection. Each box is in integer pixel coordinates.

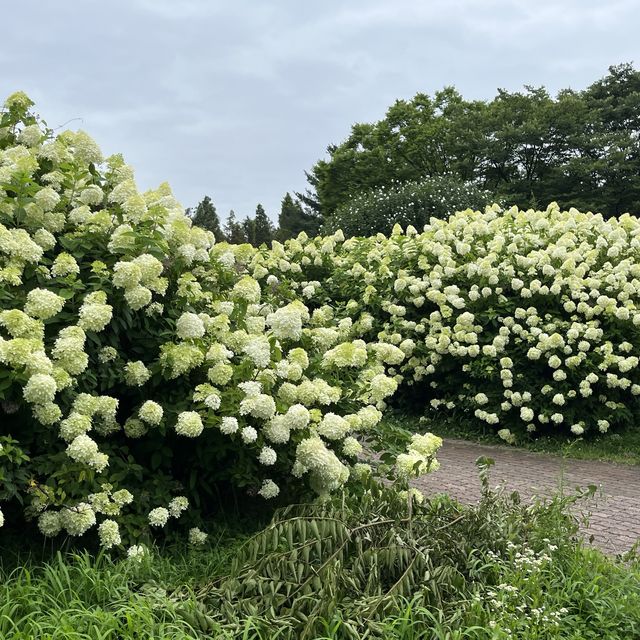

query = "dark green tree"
[
  {"left": 253, "top": 204, "right": 273, "bottom": 246},
  {"left": 479, "top": 86, "right": 568, "bottom": 205},
  {"left": 242, "top": 216, "right": 256, "bottom": 246},
  {"left": 305, "top": 87, "right": 486, "bottom": 217},
  {"left": 224, "top": 210, "right": 246, "bottom": 244},
  {"left": 573, "top": 63, "right": 640, "bottom": 216},
  {"left": 187, "top": 195, "right": 225, "bottom": 241},
  {"left": 277, "top": 193, "right": 322, "bottom": 240}
]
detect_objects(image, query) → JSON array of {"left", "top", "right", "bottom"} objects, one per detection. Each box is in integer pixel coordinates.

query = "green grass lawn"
[{"left": 385, "top": 413, "right": 640, "bottom": 466}]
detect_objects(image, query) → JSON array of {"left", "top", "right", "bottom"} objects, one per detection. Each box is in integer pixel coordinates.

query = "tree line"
[
  {"left": 186, "top": 193, "right": 321, "bottom": 246},
  {"left": 302, "top": 63, "right": 640, "bottom": 220}
]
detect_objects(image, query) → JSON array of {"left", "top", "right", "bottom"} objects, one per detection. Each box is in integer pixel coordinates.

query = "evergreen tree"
[
  {"left": 242, "top": 216, "right": 256, "bottom": 246},
  {"left": 277, "top": 192, "right": 322, "bottom": 240},
  {"left": 188, "top": 195, "right": 224, "bottom": 241},
  {"left": 253, "top": 204, "right": 273, "bottom": 246},
  {"left": 224, "top": 210, "right": 246, "bottom": 244}
]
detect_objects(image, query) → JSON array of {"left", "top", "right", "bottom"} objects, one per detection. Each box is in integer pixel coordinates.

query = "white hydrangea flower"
[
  {"left": 98, "top": 519, "right": 121, "bottom": 549},
  {"left": 220, "top": 416, "right": 239, "bottom": 435},
  {"left": 317, "top": 413, "right": 351, "bottom": 440},
  {"left": 258, "top": 479, "right": 280, "bottom": 499},
  {"left": 175, "top": 411, "right": 204, "bottom": 437},
  {"left": 239, "top": 393, "right": 276, "bottom": 420},
  {"left": 570, "top": 423, "right": 585, "bottom": 435},
  {"left": 138, "top": 400, "right": 163, "bottom": 425},
  {"left": 38, "top": 511, "right": 62, "bottom": 537},
  {"left": 124, "top": 285, "right": 152, "bottom": 310},
  {"left": 189, "top": 527, "right": 208, "bottom": 545},
  {"left": 241, "top": 426, "right": 258, "bottom": 443},
  {"left": 112, "top": 489, "right": 134, "bottom": 507},
  {"left": 61, "top": 503, "right": 96, "bottom": 536},
  {"left": 243, "top": 337, "right": 271, "bottom": 368},
  {"left": 176, "top": 312, "right": 206, "bottom": 339},
  {"left": 239, "top": 381, "right": 262, "bottom": 397},
  {"left": 66, "top": 434, "right": 108, "bottom": 471},
  {"left": 124, "top": 361, "right": 150, "bottom": 386},
  {"left": 323, "top": 341, "right": 368, "bottom": 368},
  {"left": 78, "top": 292, "right": 113, "bottom": 332},
  {"left": 342, "top": 436, "right": 363, "bottom": 457},
  {"left": 295, "top": 436, "right": 350, "bottom": 491},
  {"left": 520, "top": 407, "right": 534, "bottom": 422},
  {"left": 284, "top": 404, "right": 310, "bottom": 430},
  {"left": 98, "top": 346, "right": 118, "bottom": 363},
  {"left": 497, "top": 428, "right": 516, "bottom": 444},
  {"left": 261, "top": 416, "right": 288, "bottom": 443},
  {"left": 266, "top": 302, "right": 309, "bottom": 340},
  {"left": 34, "top": 186, "right": 61, "bottom": 212},
  {"left": 395, "top": 452, "right": 436, "bottom": 478},
  {"left": 124, "top": 418, "right": 147, "bottom": 438},
  {"left": 148, "top": 507, "right": 170, "bottom": 527},
  {"left": 23, "top": 373, "right": 57, "bottom": 404},
  {"left": 18, "top": 123, "right": 43, "bottom": 147},
  {"left": 369, "top": 374, "right": 398, "bottom": 402},
  {"left": 232, "top": 275, "right": 261, "bottom": 303},
  {"left": 24, "top": 288, "right": 65, "bottom": 320},
  {"left": 168, "top": 496, "right": 189, "bottom": 518},
  {"left": 51, "top": 253, "right": 79, "bottom": 277},
  {"left": 258, "top": 446, "right": 277, "bottom": 465},
  {"left": 127, "top": 544, "right": 149, "bottom": 562}
]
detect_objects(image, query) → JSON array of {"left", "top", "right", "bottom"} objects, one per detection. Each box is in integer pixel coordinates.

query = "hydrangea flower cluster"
[
  {"left": 0, "top": 93, "right": 413, "bottom": 549},
  {"left": 395, "top": 433, "right": 443, "bottom": 478}
]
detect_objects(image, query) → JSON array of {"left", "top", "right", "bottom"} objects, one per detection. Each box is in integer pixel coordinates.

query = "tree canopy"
[
  {"left": 224, "top": 209, "right": 246, "bottom": 244},
  {"left": 187, "top": 195, "right": 225, "bottom": 241},
  {"left": 277, "top": 192, "right": 322, "bottom": 240},
  {"left": 253, "top": 204, "right": 274, "bottom": 246},
  {"left": 303, "top": 64, "right": 640, "bottom": 219}
]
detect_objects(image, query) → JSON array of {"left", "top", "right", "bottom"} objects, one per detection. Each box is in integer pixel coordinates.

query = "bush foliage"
[
  {"left": 0, "top": 94, "right": 441, "bottom": 548},
  {"left": 254, "top": 204, "right": 640, "bottom": 443},
  {"left": 322, "top": 174, "right": 495, "bottom": 237}
]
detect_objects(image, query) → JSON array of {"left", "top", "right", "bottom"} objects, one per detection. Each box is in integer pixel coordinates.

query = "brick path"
[{"left": 414, "top": 439, "right": 640, "bottom": 556}]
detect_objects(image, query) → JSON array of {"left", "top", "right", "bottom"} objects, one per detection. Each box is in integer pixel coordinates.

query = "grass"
[
  {"left": 384, "top": 412, "right": 640, "bottom": 465},
  {"left": 1, "top": 476, "right": 639, "bottom": 639},
  {"left": 0, "top": 530, "right": 246, "bottom": 640}
]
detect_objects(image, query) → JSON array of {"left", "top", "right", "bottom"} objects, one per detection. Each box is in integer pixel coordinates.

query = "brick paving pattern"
[{"left": 414, "top": 439, "right": 640, "bottom": 555}]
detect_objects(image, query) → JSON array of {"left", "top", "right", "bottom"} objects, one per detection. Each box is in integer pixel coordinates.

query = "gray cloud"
[{"left": 2, "top": 0, "right": 638, "bottom": 221}]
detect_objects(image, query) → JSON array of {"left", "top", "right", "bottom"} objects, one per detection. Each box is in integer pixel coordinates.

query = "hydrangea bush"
[
  {"left": 322, "top": 174, "right": 496, "bottom": 237},
  {"left": 251, "top": 204, "right": 640, "bottom": 442},
  {"left": 0, "top": 94, "right": 439, "bottom": 547}
]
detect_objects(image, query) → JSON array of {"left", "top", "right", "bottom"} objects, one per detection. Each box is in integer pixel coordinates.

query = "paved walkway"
[{"left": 414, "top": 439, "right": 640, "bottom": 556}]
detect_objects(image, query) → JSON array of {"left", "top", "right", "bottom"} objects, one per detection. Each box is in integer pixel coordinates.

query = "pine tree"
[
  {"left": 253, "top": 204, "right": 273, "bottom": 246},
  {"left": 242, "top": 216, "right": 256, "bottom": 246},
  {"left": 188, "top": 195, "right": 224, "bottom": 241},
  {"left": 224, "top": 210, "right": 246, "bottom": 244},
  {"left": 277, "top": 192, "right": 322, "bottom": 240}
]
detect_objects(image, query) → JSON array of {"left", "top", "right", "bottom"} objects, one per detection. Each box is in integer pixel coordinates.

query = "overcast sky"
[{"left": 2, "top": 0, "right": 638, "bottom": 221}]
